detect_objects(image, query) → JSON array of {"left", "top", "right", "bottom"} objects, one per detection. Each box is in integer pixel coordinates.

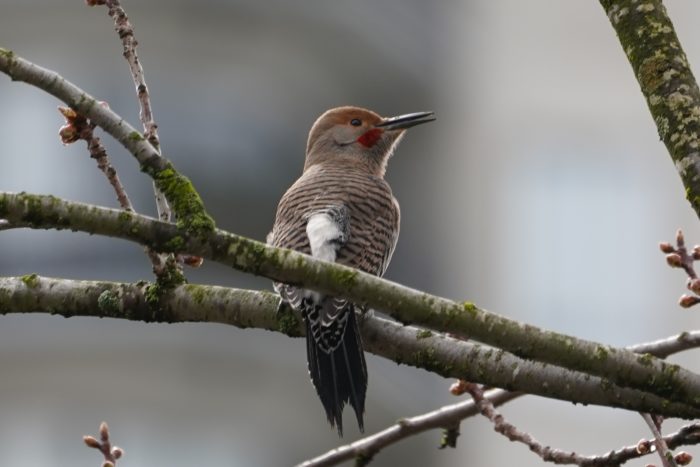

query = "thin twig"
[
  {"left": 463, "top": 383, "right": 697, "bottom": 466},
  {"left": 101, "top": 0, "right": 159, "bottom": 147},
  {"left": 86, "top": 130, "right": 133, "bottom": 211},
  {"left": 585, "top": 424, "right": 700, "bottom": 466},
  {"left": 99, "top": 0, "right": 173, "bottom": 222},
  {"left": 642, "top": 413, "right": 677, "bottom": 467},
  {"left": 465, "top": 382, "right": 570, "bottom": 464},
  {"left": 629, "top": 331, "right": 700, "bottom": 358},
  {"left": 302, "top": 390, "right": 700, "bottom": 467},
  {"left": 59, "top": 105, "right": 133, "bottom": 211},
  {"left": 95, "top": 0, "right": 185, "bottom": 278}
]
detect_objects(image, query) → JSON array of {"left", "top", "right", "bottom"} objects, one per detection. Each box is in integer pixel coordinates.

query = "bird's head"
[{"left": 304, "top": 106, "right": 435, "bottom": 177}]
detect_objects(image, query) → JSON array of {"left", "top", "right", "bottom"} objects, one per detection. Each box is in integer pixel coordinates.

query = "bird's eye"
[{"left": 350, "top": 119, "right": 362, "bottom": 126}]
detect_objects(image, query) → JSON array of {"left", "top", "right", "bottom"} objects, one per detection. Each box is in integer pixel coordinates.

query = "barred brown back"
[{"left": 270, "top": 162, "right": 400, "bottom": 276}]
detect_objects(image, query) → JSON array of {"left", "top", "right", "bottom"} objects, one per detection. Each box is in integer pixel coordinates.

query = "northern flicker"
[{"left": 267, "top": 106, "right": 435, "bottom": 435}]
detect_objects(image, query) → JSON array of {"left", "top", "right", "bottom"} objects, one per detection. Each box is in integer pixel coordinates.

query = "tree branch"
[
  {"left": 99, "top": 0, "right": 161, "bottom": 149},
  {"left": 632, "top": 331, "right": 700, "bottom": 358},
  {"left": 2, "top": 191, "right": 699, "bottom": 411},
  {"left": 600, "top": 0, "right": 700, "bottom": 218},
  {"left": 97, "top": 0, "right": 190, "bottom": 279},
  {"left": 96, "top": 0, "right": 176, "bottom": 250},
  {"left": 296, "top": 389, "right": 518, "bottom": 467},
  {"left": 0, "top": 48, "right": 214, "bottom": 236},
  {"left": 459, "top": 382, "right": 696, "bottom": 467},
  {"left": 320, "top": 421, "right": 700, "bottom": 467},
  {"left": 1, "top": 274, "right": 700, "bottom": 420},
  {"left": 302, "top": 334, "right": 700, "bottom": 467},
  {"left": 642, "top": 413, "right": 677, "bottom": 467}
]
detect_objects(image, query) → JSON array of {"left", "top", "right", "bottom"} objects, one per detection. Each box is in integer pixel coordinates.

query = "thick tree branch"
[
  {"left": 10, "top": 272, "right": 696, "bottom": 466},
  {"left": 1, "top": 275, "right": 700, "bottom": 420},
  {"left": 601, "top": 0, "right": 700, "bottom": 218},
  {"left": 0, "top": 48, "right": 213, "bottom": 236},
  {"left": 1, "top": 191, "right": 699, "bottom": 411},
  {"left": 0, "top": 275, "right": 288, "bottom": 333}
]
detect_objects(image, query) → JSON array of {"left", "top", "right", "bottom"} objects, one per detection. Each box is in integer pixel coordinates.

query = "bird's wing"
[
  {"left": 340, "top": 196, "right": 400, "bottom": 279},
  {"left": 269, "top": 189, "right": 349, "bottom": 310}
]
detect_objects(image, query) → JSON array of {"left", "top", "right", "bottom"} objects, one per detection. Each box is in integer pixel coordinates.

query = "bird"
[{"left": 267, "top": 106, "right": 435, "bottom": 436}]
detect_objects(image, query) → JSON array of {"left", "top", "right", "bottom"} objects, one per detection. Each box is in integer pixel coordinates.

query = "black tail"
[{"left": 305, "top": 308, "right": 367, "bottom": 436}]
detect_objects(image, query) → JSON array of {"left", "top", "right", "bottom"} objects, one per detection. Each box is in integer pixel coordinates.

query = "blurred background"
[{"left": 1, "top": 1, "right": 700, "bottom": 465}]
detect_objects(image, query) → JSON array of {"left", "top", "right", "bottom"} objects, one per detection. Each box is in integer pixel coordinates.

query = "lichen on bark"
[{"left": 601, "top": 0, "right": 700, "bottom": 217}]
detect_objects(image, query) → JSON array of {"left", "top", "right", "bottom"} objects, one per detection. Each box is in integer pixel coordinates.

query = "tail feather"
[{"left": 305, "top": 307, "right": 367, "bottom": 436}]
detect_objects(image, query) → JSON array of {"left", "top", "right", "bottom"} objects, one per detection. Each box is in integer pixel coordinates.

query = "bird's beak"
[{"left": 375, "top": 111, "right": 436, "bottom": 131}]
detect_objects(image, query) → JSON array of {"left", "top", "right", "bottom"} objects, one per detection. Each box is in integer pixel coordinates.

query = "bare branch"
[
  {"left": 297, "top": 389, "right": 517, "bottom": 467},
  {"left": 0, "top": 49, "right": 157, "bottom": 170},
  {"left": 304, "top": 328, "right": 700, "bottom": 467},
  {"left": 94, "top": 0, "right": 179, "bottom": 273},
  {"left": 56, "top": 104, "right": 182, "bottom": 282},
  {"left": 86, "top": 130, "right": 134, "bottom": 211},
  {"left": 1, "top": 274, "right": 700, "bottom": 419},
  {"left": 0, "top": 49, "right": 214, "bottom": 236},
  {"left": 98, "top": 0, "right": 160, "bottom": 148},
  {"left": 2, "top": 192, "right": 700, "bottom": 411},
  {"left": 630, "top": 331, "right": 700, "bottom": 358},
  {"left": 58, "top": 105, "right": 134, "bottom": 212},
  {"left": 462, "top": 382, "right": 700, "bottom": 467},
  {"left": 465, "top": 383, "right": 561, "bottom": 463},
  {"left": 610, "top": 425, "right": 700, "bottom": 466},
  {"left": 641, "top": 413, "right": 677, "bottom": 467},
  {"left": 303, "top": 407, "right": 700, "bottom": 467}
]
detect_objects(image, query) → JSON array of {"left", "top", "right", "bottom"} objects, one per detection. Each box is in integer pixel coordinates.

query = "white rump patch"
[{"left": 306, "top": 212, "right": 343, "bottom": 263}]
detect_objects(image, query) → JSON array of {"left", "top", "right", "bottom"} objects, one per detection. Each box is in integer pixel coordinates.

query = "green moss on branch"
[
  {"left": 144, "top": 164, "right": 215, "bottom": 236},
  {"left": 0, "top": 49, "right": 215, "bottom": 233},
  {"left": 20, "top": 274, "right": 39, "bottom": 288}
]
